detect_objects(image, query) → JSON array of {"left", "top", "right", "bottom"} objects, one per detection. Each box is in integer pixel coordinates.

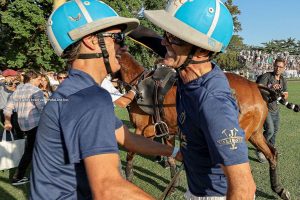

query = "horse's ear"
[{"left": 128, "top": 25, "right": 167, "bottom": 58}]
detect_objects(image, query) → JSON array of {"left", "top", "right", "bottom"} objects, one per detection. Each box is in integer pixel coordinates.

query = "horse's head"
[{"left": 117, "top": 52, "right": 147, "bottom": 89}]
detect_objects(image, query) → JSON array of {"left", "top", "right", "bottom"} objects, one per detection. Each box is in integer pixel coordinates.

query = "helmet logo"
[{"left": 68, "top": 13, "right": 82, "bottom": 22}]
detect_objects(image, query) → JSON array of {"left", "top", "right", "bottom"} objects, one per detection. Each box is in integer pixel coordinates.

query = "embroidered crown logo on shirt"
[{"left": 217, "top": 128, "right": 243, "bottom": 150}]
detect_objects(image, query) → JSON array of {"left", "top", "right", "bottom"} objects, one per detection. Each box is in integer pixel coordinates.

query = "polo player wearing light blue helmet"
[
  {"left": 145, "top": 0, "right": 234, "bottom": 71},
  {"left": 145, "top": 0, "right": 256, "bottom": 199},
  {"left": 31, "top": 1, "right": 181, "bottom": 199},
  {"left": 47, "top": 0, "right": 139, "bottom": 74}
]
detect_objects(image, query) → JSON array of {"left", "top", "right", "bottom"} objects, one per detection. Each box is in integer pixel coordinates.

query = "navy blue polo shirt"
[
  {"left": 30, "top": 69, "right": 122, "bottom": 200},
  {"left": 177, "top": 64, "right": 248, "bottom": 197}
]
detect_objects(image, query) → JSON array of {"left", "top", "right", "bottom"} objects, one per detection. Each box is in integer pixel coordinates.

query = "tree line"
[{"left": 0, "top": 0, "right": 299, "bottom": 72}]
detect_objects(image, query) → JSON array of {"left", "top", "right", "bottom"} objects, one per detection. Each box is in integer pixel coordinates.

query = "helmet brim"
[
  {"left": 144, "top": 10, "right": 223, "bottom": 52},
  {"left": 69, "top": 16, "right": 140, "bottom": 41}
]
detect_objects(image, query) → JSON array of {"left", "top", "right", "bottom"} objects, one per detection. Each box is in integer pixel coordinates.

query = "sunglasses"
[
  {"left": 102, "top": 32, "right": 125, "bottom": 47},
  {"left": 57, "top": 76, "right": 67, "bottom": 80},
  {"left": 275, "top": 65, "right": 286, "bottom": 69},
  {"left": 5, "top": 81, "right": 20, "bottom": 86},
  {"left": 163, "top": 32, "right": 188, "bottom": 46}
]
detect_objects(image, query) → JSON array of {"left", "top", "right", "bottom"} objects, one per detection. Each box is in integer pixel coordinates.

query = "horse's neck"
[{"left": 120, "top": 53, "right": 146, "bottom": 84}]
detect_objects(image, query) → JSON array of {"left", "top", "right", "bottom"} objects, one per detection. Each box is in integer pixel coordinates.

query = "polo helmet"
[
  {"left": 47, "top": 0, "right": 139, "bottom": 56},
  {"left": 144, "top": 0, "right": 234, "bottom": 52}
]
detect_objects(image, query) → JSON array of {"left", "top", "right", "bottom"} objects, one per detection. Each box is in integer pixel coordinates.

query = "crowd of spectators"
[
  {"left": 238, "top": 50, "right": 300, "bottom": 78},
  {"left": 0, "top": 68, "right": 68, "bottom": 185}
]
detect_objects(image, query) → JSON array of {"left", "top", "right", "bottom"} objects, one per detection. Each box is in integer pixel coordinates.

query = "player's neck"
[
  {"left": 179, "top": 61, "right": 212, "bottom": 84},
  {"left": 72, "top": 59, "right": 107, "bottom": 84}
]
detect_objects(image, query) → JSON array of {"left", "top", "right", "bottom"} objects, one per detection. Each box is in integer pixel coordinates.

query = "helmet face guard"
[
  {"left": 145, "top": 0, "right": 234, "bottom": 52},
  {"left": 47, "top": 0, "right": 139, "bottom": 56}
]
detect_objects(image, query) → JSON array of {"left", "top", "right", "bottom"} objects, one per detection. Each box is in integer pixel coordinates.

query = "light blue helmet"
[
  {"left": 144, "top": 0, "right": 234, "bottom": 52},
  {"left": 47, "top": 0, "right": 139, "bottom": 56}
]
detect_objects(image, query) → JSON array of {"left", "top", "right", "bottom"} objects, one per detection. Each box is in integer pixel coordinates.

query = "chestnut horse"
[{"left": 118, "top": 52, "right": 291, "bottom": 200}]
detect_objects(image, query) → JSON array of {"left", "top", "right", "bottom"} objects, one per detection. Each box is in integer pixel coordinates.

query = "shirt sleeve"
[
  {"left": 257, "top": 73, "right": 269, "bottom": 87},
  {"left": 3, "top": 94, "right": 15, "bottom": 116},
  {"left": 61, "top": 101, "right": 119, "bottom": 164},
  {"left": 115, "top": 115, "right": 123, "bottom": 130},
  {"left": 282, "top": 77, "right": 288, "bottom": 92},
  {"left": 101, "top": 78, "right": 123, "bottom": 102},
  {"left": 199, "top": 94, "right": 249, "bottom": 166}
]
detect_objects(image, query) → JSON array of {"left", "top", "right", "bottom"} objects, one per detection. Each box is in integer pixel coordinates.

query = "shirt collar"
[
  {"left": 68, "top": 69, "right": 98, "bottom": 85},
  {"left": 55, "top": 69, "right": 98, "bottom": 97}
]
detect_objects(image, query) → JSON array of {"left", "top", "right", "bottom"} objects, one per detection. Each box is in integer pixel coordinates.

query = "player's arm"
[
  {"left": 114, "top": 90, "right": 135, "bottom": 108},
  {"left": 200, "top": 95, "right": 256, "bottom": 199},
  {"left": 84, "top": 153, "right": 154, "bottom": 200},
  {"left": 115, "top": 125, "right": 181, "bottom": 161},
  {"left": 3, "top": 95, "right": 15, "bottom": 130},
  {"left": 282, "top": 78, "right": 288, "bottom": 99},
  {"left": 257, "top": 73, "right": 269, "bottom": 86},
  {"left": 221, "top": 163, "right": 256, "bottom": 200}
]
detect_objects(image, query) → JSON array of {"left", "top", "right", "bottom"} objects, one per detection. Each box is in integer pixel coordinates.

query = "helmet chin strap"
[
  {"left": 77, "top": 53, "right": 103, "bottom": 59},
  {"left": 77, "top": 33, "right": 113, "bottom": 75},
  {"left": 98, "top": 34, "right": 113, "bottom": 74},
  {"left": 175, "top": 46, "right": 215, "bottom": 72}
]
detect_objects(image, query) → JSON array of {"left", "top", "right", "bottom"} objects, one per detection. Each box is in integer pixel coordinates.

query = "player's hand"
[
  {"left": 4, "top": 122, "right": 12, "bottom": 131},
  {"left": 272, "top": 84, "right": 281, "bottom": 90},
  {"left": 175, "top": 150, "right": 183, "bottom": 162}
]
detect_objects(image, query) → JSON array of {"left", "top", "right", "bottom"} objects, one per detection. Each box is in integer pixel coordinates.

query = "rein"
[
  {"left": 159, "top": 128, "right": 185, "bottom": 200},
  {"left": 159, "top": 163, "right": 184, "bottom": 200},
  {"left": 114, "top": 70, "right": 150, "bottom": 94}
]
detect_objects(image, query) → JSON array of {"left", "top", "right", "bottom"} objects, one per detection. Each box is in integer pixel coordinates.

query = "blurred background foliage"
[{"left": 2, "top": 0, "right": 297, "bottom": 72}]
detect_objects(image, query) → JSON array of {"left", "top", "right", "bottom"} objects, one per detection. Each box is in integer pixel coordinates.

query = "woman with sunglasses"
[
  {"left": 4, "top": 70, "right": 45, "bottom": 186},
  {"left": 39, "top": 74, "right": 53, "bottom": 100},
  {"left": 0, "top": 69, "right": 22, "bottom": 139},
  {"left": 144, "top": 0, "right": 256, "bottom": 199},
  {"left": 30, "top": 1, "right": 181, "bottom": 199}
]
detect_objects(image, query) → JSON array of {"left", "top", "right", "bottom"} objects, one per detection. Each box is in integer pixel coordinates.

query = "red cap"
[{"left": 2, "top": 69, "right": 18, "bottom": 77}]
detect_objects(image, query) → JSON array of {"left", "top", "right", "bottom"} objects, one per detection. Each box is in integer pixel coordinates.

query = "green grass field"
[{"left": 1, "top": 81, "right": 299, "bottom": 200}]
